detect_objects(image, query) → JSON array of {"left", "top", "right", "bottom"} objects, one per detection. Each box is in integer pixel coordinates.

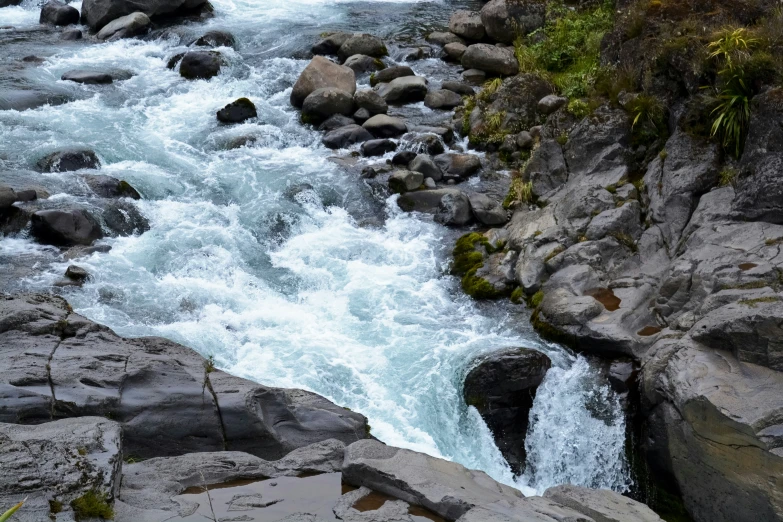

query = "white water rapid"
[{"left": 0, "top": 0, "right": 630, "bottom": 497}]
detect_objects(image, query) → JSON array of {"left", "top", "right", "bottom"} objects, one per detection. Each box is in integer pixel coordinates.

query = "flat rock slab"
[
  {"left": 544, "top": 485, "right": 663, "bottom": 522},
  {"left": 0, "top": 294, "right": 369, "bottom": 461},
  {"left": 0, "top": 417, "right": 122, "bottom": 522}
]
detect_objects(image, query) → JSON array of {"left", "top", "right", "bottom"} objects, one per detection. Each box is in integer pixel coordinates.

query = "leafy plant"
[
  {"left": 628, "top": 94, "right": 664, "bottom": 129},
  {"left": 707, "top": 28, "right": 759, "bottom": 157},
  {"left": 503, "top": 178, "right": 534, "bottom": 208},
  {"left": 1, "top": 499, "right": 26, "bottom": 522},
  {"left": 719, "top": 168, "right": 739, "bottom": 187},
  {"left": 478, "top": 77, "right": 503, "bottom": 101}
]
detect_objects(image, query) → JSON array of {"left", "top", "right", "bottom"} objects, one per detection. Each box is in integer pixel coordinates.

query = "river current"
[{"left": 0, "top": 0, "right": 630, "bottom": 496}]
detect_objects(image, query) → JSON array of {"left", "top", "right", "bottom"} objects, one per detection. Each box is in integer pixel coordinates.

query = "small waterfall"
[{"left": 519, "top": 356, "right": 632, "bottom": 494}]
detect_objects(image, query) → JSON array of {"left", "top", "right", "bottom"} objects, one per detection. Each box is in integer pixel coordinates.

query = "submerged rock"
[
  {"left": 322, "top": 124, "right": 373, "bottom": 149},
  {"left": 61, "top": 70, "right": 113, "bottom": 84},
  {"left": 83, "top": 174, "right": 141, "bottom": 199},
  {"left": 81, "top": 0, "right": 208, "bottom": 30},
  {"left": 38, "top": 148, "right": 101, "bottom": 172},
  {"left": 96, "top": 11, "right": 150, "bottom": 40},
  {"left": 102, "top": 200, "right": 150, "bottom": 236},
  {"left": 195, "top": 30, "right": 236, "bottom": 49},
  {"left": 463, "top": 348, "right": 551, "bottom": 474}
]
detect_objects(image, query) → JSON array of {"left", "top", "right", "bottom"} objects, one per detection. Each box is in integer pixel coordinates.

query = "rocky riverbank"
[{"left": 3, "top": 0, "right": 780, "bottom": 520}]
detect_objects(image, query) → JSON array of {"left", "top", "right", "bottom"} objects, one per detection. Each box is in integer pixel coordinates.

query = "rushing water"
[{"left": 0, "top": 0, "right": 630, "bottom": 496}]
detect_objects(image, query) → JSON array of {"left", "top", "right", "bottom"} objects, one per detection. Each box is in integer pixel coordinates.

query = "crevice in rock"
[{"left": 204, "top": 373, "right": 228, "bottom": 451}]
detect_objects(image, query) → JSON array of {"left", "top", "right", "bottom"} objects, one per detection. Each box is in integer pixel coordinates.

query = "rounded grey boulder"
[
  {"left": 96, "top": 11, "right": 150, "bottom": 40},
  {"left": 290, "top": 56, "right": 356, "bottom": 108},
  {"left": 61, "top": 70, "right": 113, "bottom": 84},
  {"left": 38, "top": 149, "right": 100, "bottom": 172},
  {"left": 179, "top": 51, "right": 221, "bottom": 80},
  {"left": 354, "top": 89, "right": 388, "bottom": 115},
  {"left": 448, "top": 10, "right": 485, "bottom": 41},
  {"left": 376, "top": 76, "right": 428, "bottom": 104},
  {"left": 461, "top": 44, "right": 519, "bottom": 76},
  {"left": 39, "top": 0, "right": 80, "bottom": 26},
  {"left": 480, "top": 0, "right": 546, "bottom": 44},
  {"left": 362, "top": 114, "right": 407, "bottom": 138},
  {"left": 80, "top": 0, "right": 208, "bottom": 30},
  {"left": 302, "top": 87, "right": 355, "bottom": 124},
  {"left": 31, "top": 209, "right": 104, "bottom": 246},
  {"left": 322, "top": 125, "right": 373, "bottom": 150},
  {"left": 338, "top": 34, "right": 387, "bottom": 62}
]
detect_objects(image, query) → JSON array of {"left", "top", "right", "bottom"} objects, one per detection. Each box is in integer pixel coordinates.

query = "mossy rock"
[{"left": 71, "top": 489, "right": 113, "bottom": 520}]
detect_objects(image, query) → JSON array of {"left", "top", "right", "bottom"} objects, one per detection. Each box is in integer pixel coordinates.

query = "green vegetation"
[
  {"left": 204, "top": 355, "right": 216, "bottom": 374},
  {"left": 510, "top": 287, "right": 525, "bottom": 304},
  {"left": 503, "top": 178, "right": 534, "bottom": 209},
  {"left": 611, "top": 232, "right": 639, "bottom": 253},
  {"left": 49, "top": 500, "right": 63, "bottom": 516},
  {"left": 707, "top": 28, "right": 758, "bottom": 157},
  {"left": 738, "top": 296, "right": 780, "bottom": 307},
  {"left": 1, "top": 499, "right": 25, "bottom": 522},
  {"left": 514, "top": 0, "right": 615, "bottom": 98},
  {"left": 451, "top": 233, "right": 508, "bottom": 300},
  {"left": 719, "top": 168, "right": 739, "bottom": 187},
  {"left": 70, "top": 490, "right": 113, "bottom": 521},
  {"left": 530, "top": 290, "right": 545, "bottom": 308}
]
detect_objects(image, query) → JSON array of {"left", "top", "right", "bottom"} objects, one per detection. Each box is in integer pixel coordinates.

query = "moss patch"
[
  {"left": 452, "top": 233, "right": 508, "bottom": 300},
  {"left": 70, "top": 490, "right": 114, "bottom": 520},
  {"left": 738, "top": 296, "right": 780, "bottom": 307}
]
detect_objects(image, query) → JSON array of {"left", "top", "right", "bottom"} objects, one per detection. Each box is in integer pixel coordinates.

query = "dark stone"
[
  {"left": 83, "top": 174, "right": 141, "bottom": 199},
  {"left": 302, "top": 87, "right": 355, "bottom": 124},
  {"left": 31, "top": 209, "right": 104, "bottom": 247},
  {"left": 318, "top": 114, "right": 355, "bottom": 132},
  {"left": 103, "top": 200, "right": 150, "bottom": 236},
  {"left": 463, "top": 348, "right": 551, "bottom": 474},
  {"left": 166, "top": 52, "right": 185, "bottom": 70},
  {"left": 39, "top": 0, "right": 80, "bottom": 26},
  {"left": 61, "top": 70, "right": 113, "bottom": 85},
  {"left": 361, "top": 139, "right": 397, "bottom": 157},
  {"left": 65, "top": 265, "right": 90, "bottom": 281},
  {"left": 179, "top": 51, "right": 221, "bottom": 80},
  {"left": 322, "top": 125, "right": 373, "bottom": 150},
  {"left": 441, "top": 81, "right": 474, "bottom": 96},
  {"left": 38, "top": 149, "right": 100, "bottom": 172},
  {"left": 370, "top": 65, "right": 414, "bottom": 87},
  {"left": 392, "top": 151, "right": 417, "bottom": 166},
  {"left": 353, "top": 108, "right": 370, "bottom": 124},
  {"left": 217, "top": 97, "right": 257, "bottom": 124},
  {"left": 312, "top": 32, "right": 352, "bottom": 56},
  {"left": 194, "top": 30, "right": 236, "bottom": 49},
  {"left": 61, "top": 29, "right": 83, "bottom": 40},
  {"left": 80, "top": 0, "right": 209, "bottom": 30}
]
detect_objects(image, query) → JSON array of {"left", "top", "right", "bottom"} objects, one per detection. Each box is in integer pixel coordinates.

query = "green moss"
[
  {"left": 365, "top": 422, "right": 372, "bottom": 437},
  {"left": 721, "top": 280, "right": 769, "bottom": 290},
  {"left": 529, "top": 290, "right": 545, "bottom": 308},
  {"left": 719, "top": 168, "right": 738, "bottom": 187},
  {"left": 70, "top": 490, "right": 113, "bottom": 521},
  {"left": 510, "top": 287, "right": 525, "bottom": 304},
  {"left": 738, "top": 296, "right": 780, "bottom": 307},
  {"left": 544, "top": 245, "right": 565, "bottom": 262},
  {"left": 611, "top": 232, "right": 639, "bottom": 253},
  {"left": 465, "top": 394, "right": 486, "bottom": 409},
  {"left": 369, "top": 72, "right": 377, "bottom": 87},
  {"left": 49, "top": 500, "right": 63, "bottom": 515},
  {"left": 461, "top": 268, "right": 506, "bottom": 300},
  {"left": 531, "top": 308, "right": 575, "bottom": 348},
  {"left": 556, "top": 131, "right": 569, "bottom": 145},
  {"left": 77, "top": 447, "right": 87, "bottom": 456}
]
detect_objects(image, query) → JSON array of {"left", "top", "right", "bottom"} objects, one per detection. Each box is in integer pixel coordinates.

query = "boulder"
[
  {"left": 461, "top": 44, "right": 519, "bottom": 76},
  {"left": 376, "top": 76, "right": 428, "bottom": 104},
  {"left": 318, "top": 114, "right": 355, "bottom": 132},
  {"left": 354, "top": 89, "right": 387, "bottom": 115},
  {"left": 312, "top": 32, "right": 352, "bottom": 56},
  {"left": 38, "top": 149, "right": 100, "bottom": 172},
  {"left": 344, "top": 54, "right": 385, "bottom": 74},
  {"left": 322, "top": 125, "right": 373, "bottom": 149},
  {"left": 409, "top": 154, "right": 443, "bottom": 181},
  {"left": 102, "top": 200, "right": 150, "bottom": 236},
  {"left": 585, "top": 201, "right": 642, "bottom": 241},
  {"left": 362, "top": 114, "right": 407, "bottom": 138},
  {"left": 302, "top": 87, "right": 355, "bottom": 124},
  {"left": 462, "top": 68, "right": 486, "bottom": 84},
  {"left": 371, "top": 65, "right": 415, "bottom": 86},
  {"left": 61, "top": 28, "right": 83, "bottom": 40},
  {"left": 0, "top": 294, "right": 371, "bottom": 460},
  {"left": 61, "top": 70, "right": 113, "bottom": 84},
  {"left": 426, "top": 31, "right": 466, "bottom": 46},
  {"left": 444, "top": 42, "right": 468, "bottom": 61},
  {"left": 83, "top": 174, "right": 141, "bottom": 199},
  {"left": 338, "top": 34, "right": 387, "bottom": 62},
  {"left": 435, "top": 191, "right": 473, "bottom": 226},
  {"left": 442, "top": 81, "right": 474, "bottom": 96},
  {"left": 194, "top": 30, "right": 236, "bottom": 49},
  {"left": 424, "top": 89, "right": 463, "bottom": 110},
  {"left": 537, "top": 288, "right": 603, "bottom": 333},
  {"left": 449, "top": 10, "right": 485, "bottom": 41},
  {"left": 0, "top": 417, "right": 122, "bottom": 522},
  {"left": 544, "top": 485, "right": 664, "bottom": 522},
  {"left": 81, "top": 0, "right": 207, "bottom": 30},
  {"left": 179, "top": 51, "right": 221, "bottom": 80},
  {"left": 463, "top": 348, "right": 551, "bottom": 473},
  {"left": 0, "top": 186, "right": 16, "bottom": 209},
  {"left": 291, "top": 56, "right": 356, "bottom": 108},
  {"left": 397, "top": 188, "right": 462, "bottom": 214},
  {"left": 30, "top": 209, "right": 104, "bottom": 246},
  {"left": 389, "top": 170, "right": 423, "bottom": 193},
  {"left": 392, "top": 151, "right": 417, "bottom": 166},
  {"left": 353, "top": 108, "right": 370, "bottom": 124},
  {"left": 39, "top": 0, "right": 80, "bottom": 26},
  {"left": 96, "top": 11, "right": 150, "bottom": 40},
  {"left": 65, "top": 264, "right": 90, "bottom": 281},
  {"left": 434, "top": 153, "right": 481, "bottom": 181},
  {"left": 403, "top": 133, "right": 445, "bottom": 155},
  {"left": 468, "top": 193, "right": 508, "bottom": 226},
  {"left": 216, "top": 97, "right": 257, "bottom": 124},
  {"left": 537, "top": 94, "right": 568, "bottom": 115},
  {"left": 480, "top": 0, "right": 546, "bottom": 44},
  {"left": 361, "top": 139, "right": 397, "bottom": 157}
]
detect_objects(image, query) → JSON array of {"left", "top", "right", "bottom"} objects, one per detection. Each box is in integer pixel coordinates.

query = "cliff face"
[{"left": 447, "top": 2, "right": 783, "bottom": 521}]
